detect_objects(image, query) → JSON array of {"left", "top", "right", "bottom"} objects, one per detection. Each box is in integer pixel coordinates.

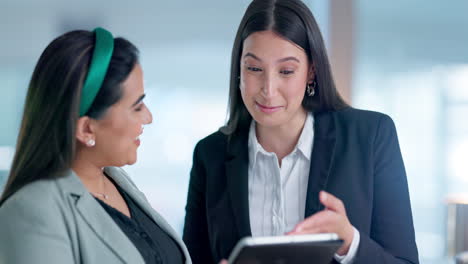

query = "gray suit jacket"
[{"left": 0, "top": 167, "right": 192, "bottom": 264}]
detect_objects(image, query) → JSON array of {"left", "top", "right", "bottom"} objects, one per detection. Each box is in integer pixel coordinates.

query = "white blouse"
[{"left": 247, "top": 113, "right": 359, "bottom": 263}]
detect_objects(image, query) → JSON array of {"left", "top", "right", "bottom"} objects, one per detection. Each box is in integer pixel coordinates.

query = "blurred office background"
[{"left": 1, "top": 1, "right": 467, "bottom": 263}]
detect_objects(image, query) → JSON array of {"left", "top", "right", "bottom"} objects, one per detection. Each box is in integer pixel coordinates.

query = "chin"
[
  {"left": 126, "top": 156, "right": 137, "bottom": 165},
  {"left": 112, "top": 156, "right": 137, "bottom": 167},
  {"left": 252, "top": 112, "right": 287, "bottom": 128}
]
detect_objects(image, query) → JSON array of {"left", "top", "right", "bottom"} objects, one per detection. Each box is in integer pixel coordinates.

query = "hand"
[
  {"left": 286, "top": 191, "right": 354, "bottom": 255},
  {"left": 219, "top": 260, "right": 228, "bottom": 264}
]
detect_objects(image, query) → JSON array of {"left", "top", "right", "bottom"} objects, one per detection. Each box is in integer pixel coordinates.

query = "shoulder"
[
  {"left": 0, "top": 176, "right": 74, "bottom": 262},
  {"left": 315, "top": 107, "right": 397, "bottom": 142},
  {"left": 1, "top": 178, "right": 61, "bottom": 210},
  {"left": 196, "top": 130, "right": 228, "bottom": 149},
  {"left": 0, "top": 178, "right": 64, "bottom": 225},
  {"left": 194, "top": 130, "right": 229, "bottom": 156},
  {"left": 331, "top": 107, "right": 395, "bottom": 132},
  {"left": 334, "top": 107, "right": 392, "bottom": 124}
]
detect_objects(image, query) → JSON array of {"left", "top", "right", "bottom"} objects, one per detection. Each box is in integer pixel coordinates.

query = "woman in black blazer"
[{"left": 183, "top": 0, "right": 419, "bottom": 263}]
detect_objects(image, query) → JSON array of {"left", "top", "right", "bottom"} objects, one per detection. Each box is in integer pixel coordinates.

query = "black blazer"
[{"left": 183, "top": 108, "right": 419, "bottom": 264}]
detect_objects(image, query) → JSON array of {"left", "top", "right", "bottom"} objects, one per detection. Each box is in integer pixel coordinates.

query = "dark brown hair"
[
  {"left": 0, "top": 30, "right": 139, "bottom": 205},
  {"left": 222, "top": 0, "right": 348, "bottom": 135}
]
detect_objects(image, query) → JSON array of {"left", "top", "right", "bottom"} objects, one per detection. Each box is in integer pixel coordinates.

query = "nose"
[
  {"left": 144, "top": 107, "right": 153, "bottom": 125},
  {"left": 261, "top": 73, "right": 277, "bottom": 97}
]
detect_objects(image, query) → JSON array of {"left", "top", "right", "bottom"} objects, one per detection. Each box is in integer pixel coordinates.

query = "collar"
[{"left": 248, "top": 112, "right": 314, "bottom": 167}]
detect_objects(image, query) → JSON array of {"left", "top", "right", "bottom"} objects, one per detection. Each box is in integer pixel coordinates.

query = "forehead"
[
  {"left": 242, "top": 30, "right": 307, "bottom": 60},
  {"left": 120, "top": 64, "right": 144, "bottom": 101}
]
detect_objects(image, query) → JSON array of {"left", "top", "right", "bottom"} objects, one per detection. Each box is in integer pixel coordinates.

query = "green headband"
[{"left": 79, "top": 27, "right": 114, "bottom": 117}]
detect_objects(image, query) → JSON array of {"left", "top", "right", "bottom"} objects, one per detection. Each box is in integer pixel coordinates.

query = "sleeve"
[
  {"left": 0, "top": 191, "right": 75, "bottom": 264},
  {"left": 354, "top": 115, "right": 419, "bottom": 263},
  {"left": 183, "top": 142, "right": 215, "bottom": 264},
  {"left": 334, "top": 227, "right": 360, "bottom": 263}
]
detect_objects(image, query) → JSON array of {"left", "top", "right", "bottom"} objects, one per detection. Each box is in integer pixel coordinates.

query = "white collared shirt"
[{"left": 247, "top": 113, "right": 359, "bottom": 263}]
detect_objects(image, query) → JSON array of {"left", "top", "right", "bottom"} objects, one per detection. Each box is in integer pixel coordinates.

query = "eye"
[
  {"left": 135, "top": 103, "right": 144, "bottom": 112},
  {"left": 280, "top": 69, "right": 295, "bottom": 75},
  {"left": 247, "top": 66, "right": 263, "bottom": 72}
]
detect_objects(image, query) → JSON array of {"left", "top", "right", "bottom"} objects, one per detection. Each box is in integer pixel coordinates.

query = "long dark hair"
[
  {"left": 222, "top": 0, "right": 348, "bottom": 135},
  {"left": 0, "top": 30, "right": 139, "bottom": 205}
]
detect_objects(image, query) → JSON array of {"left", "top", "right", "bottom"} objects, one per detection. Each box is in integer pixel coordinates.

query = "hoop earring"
[{"left": 306, "top": 80, "right": 316, "bottom": 96}]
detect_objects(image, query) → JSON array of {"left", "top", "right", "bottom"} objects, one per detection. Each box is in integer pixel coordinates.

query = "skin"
[
  {"left": 72, "top": 63, "right": 153, "bottom": 217},
  {"left": 239, "top": 30, "right": 354, "bottom": 256}
]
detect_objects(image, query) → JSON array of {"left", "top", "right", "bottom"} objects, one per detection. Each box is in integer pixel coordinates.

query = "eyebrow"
[
  {"left": 131, "top": 94, "right": 146, "bottom": 107},
  {"left": 277, "top": 56, "right": 300, "bottom": 63},
  {"left": 244, "top": 52, "right": 262, "bottom": 61},
  {"left": 243, "top": 52, "right": 300, "bottom": 63}
]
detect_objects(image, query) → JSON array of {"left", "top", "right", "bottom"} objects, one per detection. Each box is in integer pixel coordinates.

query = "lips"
[
  {"left": 255, "top": 101, "right": 283, "bottom": 114},
  {"left": 134, "top": 133, "right": 142, "bottom": 146},
  {"left": 134, "top": 126, "right": 144, "bottom": 146}
]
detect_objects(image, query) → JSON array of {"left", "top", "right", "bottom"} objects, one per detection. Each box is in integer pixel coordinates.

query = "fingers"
[
  {"left": 286, "top": 191, "right": 354, "bottom": 256},
  {"left": 319, "top": 191, "right": 346, "bottom": 214},
  {"left": 288, "top": 210, "right": 336, "bottom": 234}
]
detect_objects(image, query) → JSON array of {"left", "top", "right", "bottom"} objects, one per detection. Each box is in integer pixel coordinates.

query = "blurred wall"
[{"left": 353, "top": 1, "right": 468, "bottom": 263}]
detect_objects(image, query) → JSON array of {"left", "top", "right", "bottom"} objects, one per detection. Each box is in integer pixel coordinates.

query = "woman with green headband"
[{"left": 0, "top": 28, "right": 191, "bottom": 264}]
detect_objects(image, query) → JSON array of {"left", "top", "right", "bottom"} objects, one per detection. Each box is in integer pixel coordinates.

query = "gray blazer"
[{"left": 0, "top": 167, "right": 192, "bottom": 264}]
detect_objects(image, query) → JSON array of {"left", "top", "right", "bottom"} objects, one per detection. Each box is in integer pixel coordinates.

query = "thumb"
[{"left": 319, "top": 191, "right": 345, "bottom": 214}]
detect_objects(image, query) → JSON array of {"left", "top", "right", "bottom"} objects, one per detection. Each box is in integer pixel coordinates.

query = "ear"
[
  {"left": 75, "top": 116, "right": 97, "bottom": 146},
  {"left": 308, "top": 62, "right": 316, "bottom": 82}
]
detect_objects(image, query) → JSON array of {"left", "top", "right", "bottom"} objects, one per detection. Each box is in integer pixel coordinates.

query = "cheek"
[
  {"left": 283, "top": 79, "right": 306, "bottom": 103},
  {"left": 122, "top": 120, "right": 141, "bottom": 140},
  {"left": 240, "top": 76, "right": 261, "bottom": 97},
  {"left": 101, "top": 118, "right": 138, "bottom": 142},
  {"left": 292, "top": 80, "right": 307, "bottom": 96}
]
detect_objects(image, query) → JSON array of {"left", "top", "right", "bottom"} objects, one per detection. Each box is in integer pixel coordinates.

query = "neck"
[
  {"left": 256, "top": 109, "right": 308, "bottom": 163},
  {"left": 72, "top": 149, "right": 107, "bottom": 193}
]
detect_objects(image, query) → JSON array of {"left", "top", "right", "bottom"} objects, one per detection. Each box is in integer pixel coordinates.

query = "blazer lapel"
[
  {"left": 305, "top": 111, "right": 337, "bottom": 217},
  {"left": 74, "top": 195, "right": 144, "bottom": 263},
  {"left": 57, "top": 170, "right": 144, "bottom": 264},
  {"left": 226, "top": 127, "right": 252, "bottom": 239},
  {"left": 104, "top": 167, "right": 192, "bottom": 264}
]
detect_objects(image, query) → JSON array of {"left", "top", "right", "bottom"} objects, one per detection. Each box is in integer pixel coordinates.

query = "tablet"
[{"left": 228, "top": 233, "right": 343, "bottom": 264}]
